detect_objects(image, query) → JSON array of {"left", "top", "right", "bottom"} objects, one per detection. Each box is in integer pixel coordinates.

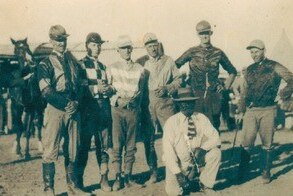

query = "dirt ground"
[{"left": 1, "top": 128, "right": 293, "bottom": 196}]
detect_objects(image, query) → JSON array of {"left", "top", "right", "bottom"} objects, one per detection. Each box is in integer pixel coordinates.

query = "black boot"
[
  {"left": 146, "top": 167, "right": 158, "bottom": 185},
  {"left": 262, "top": 149, "right": 272, "bottom": 184},
  {"left": 74, "top": 167, "right": 84, "bottom": 190},
  {"left": 112, "top": 173, "right": 122, "bottom": 191},
  {"left": 238, "top": 148, "right": 250, "bottom": 183},
  {"left": 146, "top": 148, "right": 158, "bottom": 185},
  {"left": 42, "top": 162, "right": 55, "bottom": 196},
  {"left": 66, "top": 162, "right": 88, "bottom": 195},
  {"left": 124, "top": 174, "right": 140, "bottom": 188},
  {"left": 100, "top": 173, "right": 111, "bottom": 192}
]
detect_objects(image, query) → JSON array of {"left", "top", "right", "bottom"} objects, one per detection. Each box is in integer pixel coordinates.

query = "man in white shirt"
[{"left": 163, "top": 87, "right": 221, "bottom": 195}]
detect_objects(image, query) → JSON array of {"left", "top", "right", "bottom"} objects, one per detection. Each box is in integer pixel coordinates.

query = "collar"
[
  {"left": 258, "top": 57, "right": 267, "bottom": 66},
  {"left": 86, "top": 55, "right": 99, "bottom": 62},
  {"left": 199, "top": 43, "right": 213, "bottom": 50},
  {"left": 123, "top": 59, "right": 133, "bottom": 65},
  {"left": 149, "top": 54, "right": 162, "bottom": 62},
  {"left": 52, "top": 49, "right": 67, "bottom": 57},
  {"left": 179, "top": 112, "right": 196, "bottom": 123}
]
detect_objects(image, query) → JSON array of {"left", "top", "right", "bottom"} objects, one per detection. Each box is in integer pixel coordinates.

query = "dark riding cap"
[{"left": 86, "top": 32, "right": 105, "bottom": 44}]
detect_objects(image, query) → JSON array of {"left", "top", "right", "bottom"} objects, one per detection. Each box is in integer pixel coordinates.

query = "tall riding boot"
[
  {"left": 66, "top": 162, "right": 88, "bottom": 195},
  {"left": 146, "top": 166, "right": 158, "bottom": 185},
  {"left": 42, "top": 162, "right": 55, "bottom": 196},
  {"left": 262, "top": 149, "right": 272, "bottom": 184},
  {"left": 124, "top": 173, "right": 140, "bottom": 188},
  {"left": 238, "top": 147, "right": 250, "bottom": 183},
  {"left": 112, "top": 173, "right": 122, "bottom": 191},
  {"left": 73, "top": 167, "right": 84, "bottom": 190}
]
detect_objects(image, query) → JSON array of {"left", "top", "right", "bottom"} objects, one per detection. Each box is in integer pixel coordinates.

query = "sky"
[{"left": 1, "top": 0, "right": 293, "bottom": 69}]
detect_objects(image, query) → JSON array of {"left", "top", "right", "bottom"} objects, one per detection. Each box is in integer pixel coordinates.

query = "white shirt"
[{"left": 162, "top": 112, "right": 221, "bottom": 174}]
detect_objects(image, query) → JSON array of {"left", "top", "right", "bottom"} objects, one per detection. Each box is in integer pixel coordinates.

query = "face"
[
  {"left": 50, "top": 38, "right": 67, "bottom": 53},
  {"left": 11, "top": 38, "right": 29, "bottom": 59},
  {"left": 145, "top": 42, "right": 159, "bottom": 58},
  {"left": 178, "top": 101, "right": 195, "bottom": 117},
  {"left": 87, "top": 42, "right": 101, "bottom": 58},
  {"left": 118, "top": 46, "right": 132, "bottom": 61},
  {"left": 250, "top": 48, "right": 265, "bottom": 63},
  {"left": 198, "top": 31, "right": 212, "bottom": 45}
]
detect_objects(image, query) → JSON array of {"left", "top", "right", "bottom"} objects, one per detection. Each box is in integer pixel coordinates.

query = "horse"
[{"left": 10, "top": 38, "right": 44, "bottom": 159}]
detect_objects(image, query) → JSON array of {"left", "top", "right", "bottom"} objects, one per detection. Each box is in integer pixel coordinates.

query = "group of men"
[{"left": 36, "top": 19, "right": 293, "bottom": 196}]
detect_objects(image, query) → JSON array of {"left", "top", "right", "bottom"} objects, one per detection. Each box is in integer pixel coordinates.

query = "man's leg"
[
  {"left": 36, "top": 108, "right": 44, "bottom": 152},
  {"left": 212, "top": 114, "right": 221, "bottom": 131},
  {"left": 95, "top": 104, "right": 111, "bottom": 192},
  {"left": 259, "top": 107, "right": 276, "bottom": 184},
  {"left": 74, "top": 113, "right": 93, "bottom": 189},
  {"left": 152, "top": 99, "right": 176, "bottom": 183},
  {"left": 199, "top": 148, "right": 221, "bottom": 189},
  {"left": 111, "top": 107, "right": 125, "bottom": 191},
  {"left": 42, "top": 105, "right": 64, "bottom": 195},
  {"left": 63, "top": 112, "right": 88, "bottom": 195},
  {"left": 238, "top": 109, "right": 258, "bottom": 182},
  {"left": 96, "top": 101, "right": 111, "bottom": 177},
  {"left": 207, "top": 91, "right": 222, "bottom": 131},
  {"left": 142, "top": 104, "right": 158, "bottom": 184},
  {"left": 124, "top": 109, "right": 138, "bottom": 188},
  {"left": 94, "top": 127, "right": 111, "bottom": 192}
]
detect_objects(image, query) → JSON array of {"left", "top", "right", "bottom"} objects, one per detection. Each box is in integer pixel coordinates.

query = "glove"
[
  {"left": 175, "top": 172, "right": 190, "bottom": 190},
  {"left": 23, "top": 73, "right": 34, "bottom": 80},
  {"left": 280, "top": 98, "right": 293, "bottom": 112},
  {"left": 94, "top": 84, "right": 106, "bottom": 94},
  {"left": 102, "top": 85, "right": 114, "bottom": 96},
  {"left": 154, "top": 86, "right": 168, "bottom": 98},
  {"left": 235, "top": 112, "right": 244, "bottom": 125},
  {"left": 193, "top": 148, "right": 207, "bottom": 167},
  {"left": 65, "top": 101, "right": 78, "bottom": 117},
  {"left": 216, "top": 85, "right": 225, "bottom": 93},
  {"left": 166, "top": 85, "right": 178, "bottom": 97}
]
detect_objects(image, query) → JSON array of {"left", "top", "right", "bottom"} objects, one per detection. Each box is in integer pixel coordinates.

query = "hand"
[
  {"left": 280, "top": 99, "right": 293, "bottom": 112},
  {"left": 154, "top": 86, "right": 168, "bottom": 97},
  {"left": 23, "top": 73, "right": 34, "bottom": 80},
  {"left": 102, "top": 85, "right": 114, "bottom": 96},
  {"left": 193, "top": 148, "right": 207, "bottom": 167},
  {"left": 216, "top": 85, "right": 225, "bottom": 93},
  {"left": 235, "top": 113, "right": 244, "bottom": 125},
  {"left": 94, "top": 84, "right": 106, "bottom": 94},
  {"left": 175, "top": 172, "right": 190, "bottom": 190},
  {"left": 65, "top": 101, "right": 78, "bottom": 116}
]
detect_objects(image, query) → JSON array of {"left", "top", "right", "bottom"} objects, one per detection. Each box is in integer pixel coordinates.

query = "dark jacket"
[{"left": 175, "top": 44, "right": 237, "bottom": 91}]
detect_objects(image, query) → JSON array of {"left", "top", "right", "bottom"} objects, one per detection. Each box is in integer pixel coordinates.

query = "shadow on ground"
[{"left": 215, "top": 143, "right": 293, "bottom": 190}]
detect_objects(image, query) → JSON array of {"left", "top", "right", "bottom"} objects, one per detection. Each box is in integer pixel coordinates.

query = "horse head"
[{"left": 10, "top": 38, "right": 33, "bottom": 61}]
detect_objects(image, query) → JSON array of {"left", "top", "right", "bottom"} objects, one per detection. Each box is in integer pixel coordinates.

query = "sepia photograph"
[{"left": 0, "top": 0, "right": 293, "bottom": 195}]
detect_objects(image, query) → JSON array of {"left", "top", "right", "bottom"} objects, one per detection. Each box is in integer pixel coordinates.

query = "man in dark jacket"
[
  {"left": 76, "top": 32, "right": 112, "bottom": 192},
  {"left": 237, "top": 39, "right": 293, "bottom": 184},
  {"left": 37, "top": 25, "right": 87, "bottom": 195},
  {"left": 175, "top": 20, "right": 237, "bottom": 131}
]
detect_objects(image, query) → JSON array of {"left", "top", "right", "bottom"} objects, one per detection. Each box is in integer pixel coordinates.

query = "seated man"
[{"left": 163, "top": 87, "right": 221, "bottom": 195}]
